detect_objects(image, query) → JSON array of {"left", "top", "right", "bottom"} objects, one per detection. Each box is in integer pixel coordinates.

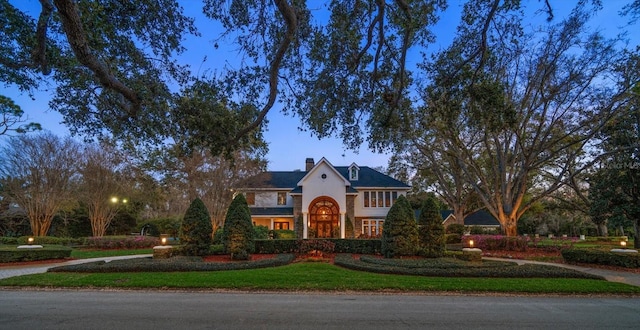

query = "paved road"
[{"left": 1, "top": 290, "right": 639, "bottom": 330}]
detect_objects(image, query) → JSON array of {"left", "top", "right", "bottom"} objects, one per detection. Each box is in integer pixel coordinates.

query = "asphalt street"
[{"left": 1, "top": 290, "right": 639, "bottom": 330}]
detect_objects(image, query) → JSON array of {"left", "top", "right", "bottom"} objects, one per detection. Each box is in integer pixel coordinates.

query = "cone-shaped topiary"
[
  {"left": 222, "top": 194, "right": 255, "bottom": 260},
  {"left": 179, "top": 198, "right": 213, "bottom": 256},
  {"left": 381, "top": 195, "right": 419, "bottom": 258},
  {"left": 418, "top": 196, "right": 445, "bottom": 257}
]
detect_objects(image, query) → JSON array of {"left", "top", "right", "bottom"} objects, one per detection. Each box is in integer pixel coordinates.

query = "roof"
[
  {"left": 249, "top": 207, "right": 294, "bottom": 216},
  {"left": 237, "top": 166, "right": 409, "bottom": 190},
  {"left": 464, "top": 210, "right": 500, "bottom": 226}
]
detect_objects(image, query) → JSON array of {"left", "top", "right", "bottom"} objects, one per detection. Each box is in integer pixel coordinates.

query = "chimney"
[{"left": 305, "top": 158, "right": 314, "bottom": 171}]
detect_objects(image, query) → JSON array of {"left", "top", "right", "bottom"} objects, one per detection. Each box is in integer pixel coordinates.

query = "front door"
[
  {"left": 316, "top": 221, "right": 333, "bottom": 238},
  {"left": 308, "top": 197, "right": 340, "bottom": 238}
]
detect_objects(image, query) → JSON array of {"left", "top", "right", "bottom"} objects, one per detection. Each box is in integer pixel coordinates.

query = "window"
[
  {"left": 274, "top": 222, "right": 289, "bottom": 230},
  {"left": 362, "top": 219, "right": 384, "bottom": 237},
  {"left": 245, "top": 192, "right": 255, "bottom": 205},
  {"left": 277, "top": 192, "right": 287, "bottom": 205},
  {"left": 363, "top": 191, "right": 400, "bottom": 208}
]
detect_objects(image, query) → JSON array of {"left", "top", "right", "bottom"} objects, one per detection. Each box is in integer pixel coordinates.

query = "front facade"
[{"left": 235, "top": 157, "right": 411, "bottom": 239}]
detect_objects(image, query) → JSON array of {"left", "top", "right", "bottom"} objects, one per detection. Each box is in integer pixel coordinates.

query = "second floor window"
[
  {"left": 363, "top": 191, "right": 398, "bottom": 208},
  {"left": 277, "top": 192, "right": 287, "bottom": 205}
]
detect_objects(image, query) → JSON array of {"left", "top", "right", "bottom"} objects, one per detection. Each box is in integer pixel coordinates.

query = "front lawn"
[{"left": 1, "top": 261, "right": 638, "bottom": 294}]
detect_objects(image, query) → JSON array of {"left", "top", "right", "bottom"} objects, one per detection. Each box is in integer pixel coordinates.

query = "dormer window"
[{"left": 349, "top": 163, "right": 359, "bottom": 181}]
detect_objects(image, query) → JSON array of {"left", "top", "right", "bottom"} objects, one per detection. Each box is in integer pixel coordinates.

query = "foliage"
[
  {"left": 0, "top": 95, "right": 41, "bottom": 135},
  {"left": 446, "top": 224, "right": 465, "bottom": 235},
  {"left": 381, "top": 195, "right": 419, "bottom": 258},
  {"left": 253, "top": 225, "right": 269, "bottom": 239},
  {"left": 179, "top": 198, "right": 213, "bottom": 256},
  {"left": 48, "top": 254, "right": 295, "bottom": 273},
  {"left": 562, "top": 249, "right": 640, "bottom": 268},
  {"left": 0, "top": 246, "right": 72, "bottom": 263},
  {"left": 254, "top": 239, "right": 299, "bottom": 254},
  {"left": 461, "top": 235, "right": 528, "bottom": 252},
  {"left": 417, "top": 196, "right": 445, "bottom": 257},
  {"left": 334, "top": 254, "right": 603, "bottom": 279},
  {"left": 271, "top": 229, "right": 296, "bottom": 239},
  {"left": 389, "top": 2, "right": 634, "bottom": 237},
  {"left": 83, "top": 236, "right": 159, "bottom": 250},
  {"left": 16, "top": 236, "right": 82, "bottom": 246},
  {"left": 0, "top": 133, "right": 81, "bottom": 236},
  {"left": 222, "top": 194, "right": 254, "bottom": 260},
  {"left": 445, "top": 234, "right": 462, "bottom": 244},
  {"left": 297, "top": 239, "right": 336, "bottom": 255}
]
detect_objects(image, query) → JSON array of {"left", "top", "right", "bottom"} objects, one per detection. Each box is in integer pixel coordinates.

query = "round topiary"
[
  {"left": 418, "top": 196, "right": 445, "bottom": 258},
  {"left": 179, "top": 198, "right": 213, "bottom": 256},
  {"left": 222, "top": 194, "right": 255, "bottom": 260},
  {"left": 381, "top": 195, "right": 419, "bottom": 258}
]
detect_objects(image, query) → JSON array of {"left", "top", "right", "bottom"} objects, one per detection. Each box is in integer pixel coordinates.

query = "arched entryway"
[{"left": 308, "top": 197, "right": 340, "bottom": 238}]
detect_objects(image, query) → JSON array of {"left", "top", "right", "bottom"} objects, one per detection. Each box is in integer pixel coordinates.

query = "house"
[
  {"left": 442, "top": 210, "right": 501, "bottom": 231},
  {"left": 234, "top": 157, "right": 411, "bottom": 239}
]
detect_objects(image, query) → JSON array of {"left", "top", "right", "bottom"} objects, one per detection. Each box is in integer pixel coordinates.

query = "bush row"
[
  {"left": 561, "top": 249, "right": 640, "bottom": 268},
  {"left": 334, "top": 254, "right": 603, "bottom": 279},
  {"left": 462, "top": 235, "right": 528, "bottom": 251},
  {"left": 48, "top": 254, "right": 296, "bottom": 273},
  {"left": 253, "top": 239, "right": 382, "bottom": 254},
  {"left": 13, "top": 236, "right": 84, "bottom": 246},
  {"left": 0, "top": 246, "right": 72, "bottom": 263},
  {"left": 84, "top": 236, "right": 160, "bottom": 249}
]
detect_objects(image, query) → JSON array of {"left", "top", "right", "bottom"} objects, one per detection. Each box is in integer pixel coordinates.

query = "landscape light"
[
  {"left": 161, "top": 237, "right": 167, "bottom": 245},
  {"left": 469, "top": 240, "right": 474, "bottom": 248},
  {"left": 621, "top": 241, "right": 627, "bottom": 248},
  {"left": 27, "top": 237, "right": 34, "bottom": 245}
]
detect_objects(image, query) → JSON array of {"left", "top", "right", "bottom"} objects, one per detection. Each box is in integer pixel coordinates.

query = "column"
[
  {"left": 270, "top": 218, "right": 274, "bottom": 230},
  {"left": 302, "top": 212, "right": 308, "bottom": 239},
  {"left": 340, "top": 212, "right": 346, "bottom": 239}
]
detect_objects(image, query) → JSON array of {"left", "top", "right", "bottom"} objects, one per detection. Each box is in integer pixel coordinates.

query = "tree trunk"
[
  {"left": 634, "top": 219, "right": 639, "bottom": 249},
  {"left": 598, "top": 222, "right": 608, "bottom": 237},
  {"left": 499, "top": 213, "right": 518, "bottom": 237}
]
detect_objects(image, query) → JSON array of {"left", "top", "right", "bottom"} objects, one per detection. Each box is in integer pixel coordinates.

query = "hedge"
[
  {"left": 562, "top": 249, "right": 640, "bottom": 268},
  {"left": 334, "top": 254, "right": 603, "bottom": 279},
  {"left": 253, "top": 239, "right": 382, "bottom": 254},
  {"left": 16, "top": 236, "right": 83, "bottom": 246},
  {"left": 48, "top": 253, "right": 295, "bottom": 273},
  {"left": 84, "top": 236, "right": 160, "bottom": 249},
  {"left": 0, "top": 246, "right": 72, "bottom": 263}
]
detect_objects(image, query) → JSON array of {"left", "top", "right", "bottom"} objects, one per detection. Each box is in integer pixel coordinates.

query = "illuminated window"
[
  {"left": 363, "top": 191, "right": 399, "bottom": 208},
  {"left": 277, "top": 192, "right": 287, "bottom": 205},
  {"left": 362, "top": 219, "right": 384, "bottom": 237},
  {"left": 274, "top": 222, "right": 289, "bottom": 230}
]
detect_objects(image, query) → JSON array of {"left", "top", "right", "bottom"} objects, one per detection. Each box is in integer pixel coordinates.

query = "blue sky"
[{"left": 5, "top": 1, "right": 636, "bottom": 171}]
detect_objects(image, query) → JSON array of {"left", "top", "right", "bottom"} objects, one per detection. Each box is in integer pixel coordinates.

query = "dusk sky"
[{"left": 4, "top": 1, "right": 635, "bottom": 171}]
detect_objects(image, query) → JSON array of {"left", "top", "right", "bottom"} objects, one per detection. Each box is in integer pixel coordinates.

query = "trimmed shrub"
[
  {"left": 17, "top": 236, "right": 83, "bottom": 246},
  {"left": 446, "top": 223, "right": 465, "bottom": 235},
  {"left": 1, "top": 237, "right": 19, "bottom": 245},
  {"left": 254, "top": 239, "right": 299, "bottom": 254},
  {"left": 562, "top": 249, "right": 640, "bottom": 268},
  {"left": 222, "top": 194, "right": 254, "bottom": 260},
  {"left": 417, "top": 197, "right": 445, "bottom": 257},
  {"left": 254, "top": 225, "right": 269, "bottom": 239},
  {"left": 445, "top": 233, "right": 462, "bottom": 244},
  {"left": 179, "top": 198, "right": 213, "bottom": 256},
  {"left": 298, "top": 239, "right": 335, "bottom": 255},
  {"left": 334, "top": 254, "right": 603, "bottom": 279},
  {"left": 0, "top": 246, "right": 72, "bottom": 263},
  {"left": 462, "top": 235, "right": 528, "bottom": 251},
  {"left": 381, "top": 195, "right": 419, "bottom": 258},
  {"left": 84, "top": 235, "right": 159, "bottom": 249},
  {"left": 48, "top": 254, "right": 296, "bottom": 273}
]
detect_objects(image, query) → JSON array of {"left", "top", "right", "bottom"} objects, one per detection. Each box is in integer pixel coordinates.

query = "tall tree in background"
[
  {"left": 0, "top": 133, "right": 80, "bottom": 236},
  {"left": 146, "top": 146, "right": 266, "bottom": 231},
  {"left": 392, "top": 2, "right": 636, "bottom": 236},
  {"left": 79, "top": 142, "right": 130, "bottom": 237},
  {"left": 589, "top": 49, "right": 640, "bottom": 246}
]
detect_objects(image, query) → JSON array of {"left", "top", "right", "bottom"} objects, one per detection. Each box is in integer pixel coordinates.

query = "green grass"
[
  {"left": 1, "top": 262, "right": 639, "bottom": 295},
  {"left": 70, "top": 248, "right": 154, "bottom": 259}
]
